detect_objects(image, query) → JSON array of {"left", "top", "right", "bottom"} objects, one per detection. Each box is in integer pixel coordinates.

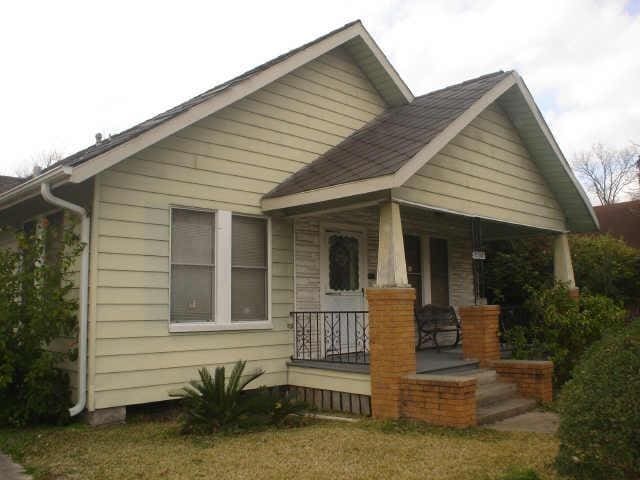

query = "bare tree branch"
[
  {"left": 14, "top": 150, "right": 64, "bottom": 178},
  {"left": 573, "top": 143, "right": 639, "bottom": 205}
]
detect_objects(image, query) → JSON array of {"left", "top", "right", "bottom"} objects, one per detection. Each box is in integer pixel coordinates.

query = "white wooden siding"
[
  {"left": 91, "top": 47, "right": 387, "bottom": 409},
  {"left": 394, "top": 103, "right": 567, "bottom": 231},
  {"left": 294, "top": 206, "right": 474, "bottom": 311}
]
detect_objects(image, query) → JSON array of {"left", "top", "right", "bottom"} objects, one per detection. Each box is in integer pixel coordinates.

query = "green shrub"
[
  {"left": 570, "top": 234, "right": 640, "bottom": 310},
  {"left": 0, "top": 219, "right": 82, "bottom": 426},
  {"left": 485, "top": 238, "right": 553, "bottom": 305},
  {"left": 485, "top": 234, "right": 640, "bottom": 311},
  {"left": 171, "top": 360, "right": 305, "bottom": 434},
  {"left": 506, "top": 284, "right": 626, "bottom": 386},
  {"left": 556, "top": 321, "right": 640, "bottom": 480}
]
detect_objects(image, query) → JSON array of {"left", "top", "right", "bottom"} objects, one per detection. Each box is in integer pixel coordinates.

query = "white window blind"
[
  {"left": 170, "top": 209, "right": 215, "bottom": 323},
  {"left": 169, "top": 208, "right": 271, "bottom": 331},
  {"left": 231, "top": 215, "right": 268, "bottom": 321}
]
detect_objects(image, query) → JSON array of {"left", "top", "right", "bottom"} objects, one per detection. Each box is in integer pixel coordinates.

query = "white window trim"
[{"left": 168, "top": 207, "right": 272, "bottom": 333}]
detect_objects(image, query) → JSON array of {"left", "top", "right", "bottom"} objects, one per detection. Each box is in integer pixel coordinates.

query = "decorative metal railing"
[{"left": 291, "top": 311, "right": 369, "bottom": 364}]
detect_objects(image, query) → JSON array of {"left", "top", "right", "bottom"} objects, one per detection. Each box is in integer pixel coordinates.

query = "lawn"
[{"left": 0, "top": 417, "right": 560, "bottom": 480}]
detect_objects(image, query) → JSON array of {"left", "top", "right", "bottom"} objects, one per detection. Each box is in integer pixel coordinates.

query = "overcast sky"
[{"left": 1, "top": 0, "right": 638, "bottom": 178}]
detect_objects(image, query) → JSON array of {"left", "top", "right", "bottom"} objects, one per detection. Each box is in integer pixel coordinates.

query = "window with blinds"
[
  {"left": 169, "top": 208, "right": 270, "bottom": 329},
  {"left": 231, "top": 215, "right": 268, "bottom": 321},
  {"left": 170, "top": 209, "right": 215, "bottom": 323}
]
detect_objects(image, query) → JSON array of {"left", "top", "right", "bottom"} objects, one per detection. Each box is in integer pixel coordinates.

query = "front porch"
[
  {"left": 284, "top": 199, "right": 570, "bottom": 426},
  {"left": 291, "top": 344, "right": 479, "bottom": 375}
]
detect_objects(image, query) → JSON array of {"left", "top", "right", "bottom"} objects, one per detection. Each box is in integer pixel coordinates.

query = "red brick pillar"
[
  {"left": 459, "top": 305, "right": 501, "bottom": 367},
  {"left": 366, "top": 287, "right": 416, "bottom": 419}
]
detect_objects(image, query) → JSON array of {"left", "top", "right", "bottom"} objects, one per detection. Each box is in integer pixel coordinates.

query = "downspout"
[{"left": 41, "top": 183, "right": 89, "bottom": 417}]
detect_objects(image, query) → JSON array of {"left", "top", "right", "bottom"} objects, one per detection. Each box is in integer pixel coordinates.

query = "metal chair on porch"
[{"left": 415, "top": 304, "right": 461, "bottom": 351}]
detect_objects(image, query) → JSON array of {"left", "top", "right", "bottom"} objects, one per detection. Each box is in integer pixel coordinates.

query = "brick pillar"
[
  {"left": 568, "top": 287, "right": 580, "bottom": 301},
  {"left": 459, "top": 305, "right": 501, "bottom": 367},
  {"left": 366, "top": 287, "right": 416, "bottom": 419}
]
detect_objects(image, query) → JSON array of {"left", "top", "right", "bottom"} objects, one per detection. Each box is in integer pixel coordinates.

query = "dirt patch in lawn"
[{"left": 0, "top": 419, "right": 559, "bottom": 480}]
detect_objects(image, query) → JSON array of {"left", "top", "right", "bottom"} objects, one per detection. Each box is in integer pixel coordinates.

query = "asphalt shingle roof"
[
  {"left": 37, "top": 21, "right": 362, "bottom": 176},
  {"left": 264, "top": 70, "right": 511, "bottom": 198},
  {"left": 0, "top": 175, "right": 24, "bottom": 194}
]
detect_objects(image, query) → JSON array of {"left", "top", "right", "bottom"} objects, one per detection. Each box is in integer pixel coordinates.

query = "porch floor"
[{"left": 289, "top": 347, "right": 479, "bottom": 375}]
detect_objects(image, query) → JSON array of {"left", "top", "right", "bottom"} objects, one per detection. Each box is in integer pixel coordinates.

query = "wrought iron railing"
[{"left": 291, "top": 311, "right": 369, "bottom": 364}]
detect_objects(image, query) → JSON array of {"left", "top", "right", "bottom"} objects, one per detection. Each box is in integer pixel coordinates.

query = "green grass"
[{"left": 0, "top": 417, "right": 560, "bottom": 480}]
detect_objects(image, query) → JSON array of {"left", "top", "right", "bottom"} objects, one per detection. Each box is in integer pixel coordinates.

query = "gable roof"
[
  {"left": 0, "top": 20, "right": 413, "bottom": 208},
  {"left": 261, "top": 70, "right": 598, "bottom": 233},
  {"left": 264, "top": 71, "right": 511, "bottom": 199}
]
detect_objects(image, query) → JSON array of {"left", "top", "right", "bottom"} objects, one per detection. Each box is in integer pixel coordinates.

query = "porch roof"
[
  {"left": 262, "top": 72, "right": 598, "bottom": 234},
  {"left": 264, "top": 71, "right": 510, "bottom": 199}
]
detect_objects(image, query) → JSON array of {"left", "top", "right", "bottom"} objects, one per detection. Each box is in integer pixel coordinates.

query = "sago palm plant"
[
  {"left": 171, "top": 360, "right": 263, "bottom": 433},
  {"left": 171, "top": 360, "right": 305, "bottom": 434}
]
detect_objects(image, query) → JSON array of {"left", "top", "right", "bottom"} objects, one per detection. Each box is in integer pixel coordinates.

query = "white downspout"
[{"left": 41, "top": 183, "right": 89, "bottom": 417}]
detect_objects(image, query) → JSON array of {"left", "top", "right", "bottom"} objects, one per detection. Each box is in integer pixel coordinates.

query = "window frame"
[{"left": 168, "top": 206, "right": 272, "bottom": 333}]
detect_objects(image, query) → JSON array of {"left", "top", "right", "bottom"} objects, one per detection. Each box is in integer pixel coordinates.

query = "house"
[
  {"left": 593, "top": 200, "right": 640, "bottom": 249},
  {"left": 0, "top": 21, "right": 597, "bottom": 427}
]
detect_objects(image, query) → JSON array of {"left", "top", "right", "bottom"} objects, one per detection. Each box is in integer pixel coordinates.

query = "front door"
[
  {"left": 320, "top": 226, "right": 368, "bottom": 358},
  {"left": 320, "top": 226, "right": 367, "bottom": 311}
]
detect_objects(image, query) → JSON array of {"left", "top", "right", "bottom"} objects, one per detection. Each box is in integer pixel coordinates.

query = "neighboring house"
[
  {"left": 0, "top": 21, "right": 597, "bottom": 426},
  {"left": 593, "top": 200, "right": 640, "bottom": 249}
]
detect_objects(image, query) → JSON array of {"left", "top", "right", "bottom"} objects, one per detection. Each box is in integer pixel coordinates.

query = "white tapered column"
[
  {"left": 375, "top": 201, "right": 408, "bottom": 287},
  {"left": 553, "top": 233, "right": 576, "bottom": 288}
]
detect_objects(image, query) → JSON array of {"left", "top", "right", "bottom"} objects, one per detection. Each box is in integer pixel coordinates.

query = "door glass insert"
[{"left": 328, "top": 234, "right": 359, "bottom": 291}]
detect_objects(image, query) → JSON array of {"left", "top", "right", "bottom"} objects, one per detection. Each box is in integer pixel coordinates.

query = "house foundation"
[{"left": 85, "top": 406, "right": 126, "bottom": 426}]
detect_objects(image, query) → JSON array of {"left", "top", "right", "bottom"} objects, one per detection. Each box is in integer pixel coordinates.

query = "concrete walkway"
[
  {"left": 0, "top": 453, "right": 31, "bottom": 480},
  {"left": 485, "top": 411, "right": 559, "bottom": 434}
]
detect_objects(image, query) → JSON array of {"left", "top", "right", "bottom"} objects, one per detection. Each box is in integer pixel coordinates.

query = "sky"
[{"left": 0, "top": 0, "right": 639, "bottom": 179}]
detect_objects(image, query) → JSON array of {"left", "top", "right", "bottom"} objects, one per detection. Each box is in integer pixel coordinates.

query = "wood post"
[{"left": 376, "top": 201, "right": 408, "bottom": 288}]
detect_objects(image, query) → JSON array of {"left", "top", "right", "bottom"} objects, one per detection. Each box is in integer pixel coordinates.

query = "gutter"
[
  {"left": 40, "top": 182, "right": 89, "bottom": 417},
  {"left": 0, "top": 166, "right": 71, "bottom": 211}
]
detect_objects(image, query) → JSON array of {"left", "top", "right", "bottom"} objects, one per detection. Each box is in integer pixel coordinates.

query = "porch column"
[
  {"left": 367, "top": 201, "right": 416, "bottom": 419},
  {"left": 553, "top": 233, "right": 579, "bottom": 299},
  {"left": 376, "top": 201, "right": 409, "bottom": 288}
]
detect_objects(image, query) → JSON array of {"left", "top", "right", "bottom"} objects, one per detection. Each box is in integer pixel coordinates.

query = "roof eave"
[
  {"left": 59, "top": 21, "right": 414, "bottom": 187},
  {"left": 510, "top": 73, "right": 599, "bottom": 232},
  {"left": 0, "top": 166, "right": 72, "bottom": 211}
]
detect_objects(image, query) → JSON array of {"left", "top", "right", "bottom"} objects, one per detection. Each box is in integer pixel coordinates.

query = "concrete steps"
[
  {"left": 432, "top": 365, "right": 538, "bottom": 426},
  {"left": 477, "top": 397, "right": 538, "bottom": 425}
]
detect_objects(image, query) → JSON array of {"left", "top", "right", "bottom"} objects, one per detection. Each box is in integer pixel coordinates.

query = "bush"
[
  {"left": 485, "top": 234, "right": 640, "bottom": 312},
  {"left": 0, "top": 218, "right": 82, "bottom": 426},
  {"left": 556, "top": 321, "right": 640, "bottom": 479},
  {"left": 505, "top": 284, "right": 627, "bottom": 386},
  {"left": 570, "top": 234, "right": 640, "bottom": 311},
  {"left": 485, "top": 238, "right": 553, "bottom": 305},
  {"left": 171, "top": 360, "right": 305, "bottom": 434}
]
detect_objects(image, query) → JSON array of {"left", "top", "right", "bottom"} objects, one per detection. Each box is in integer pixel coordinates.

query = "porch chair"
[{"left": 415, "top": 304, "right": 461, "bottom": 351}]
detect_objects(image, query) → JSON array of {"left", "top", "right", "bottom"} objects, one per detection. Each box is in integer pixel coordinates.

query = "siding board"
[
  {"left": 395, "top": 102, "right": 566, "bottom": 231},
  {"left": 92, "top": 47, "right": 385, "bottom": 410}
]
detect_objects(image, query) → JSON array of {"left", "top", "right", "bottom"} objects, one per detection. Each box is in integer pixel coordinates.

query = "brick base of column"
[
  {"left": 366, "top": 287, "right": 416, "bottom": 420},
  {"left": 568, "top": 287, "right": 580, "bottom": 301},
  {"left": 491, "top": 360, "right": 553, "bottom": 404},
  {"left": 459, "top": 305, "right": 501, "bottom": 367},
  {"left": 400, "top": 374, "right": 476, "bottom": 428}
]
